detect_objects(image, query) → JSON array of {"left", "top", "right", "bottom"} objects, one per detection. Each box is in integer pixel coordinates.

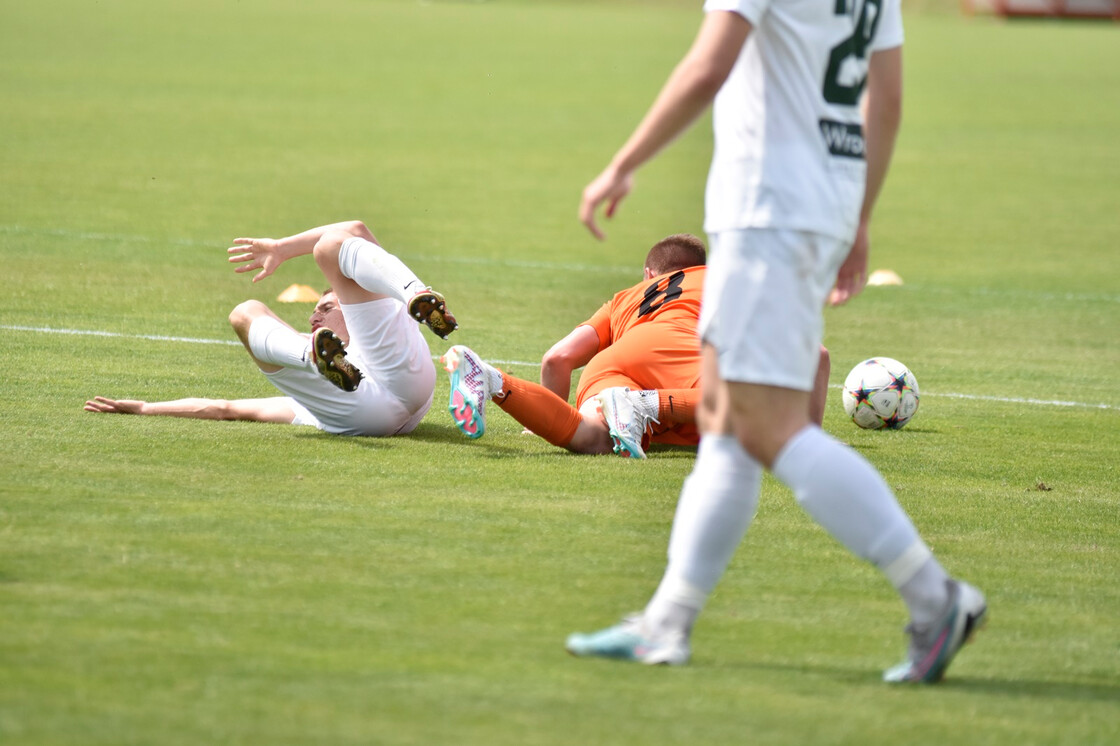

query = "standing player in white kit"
[{"left": 566, "top": 0, "right": 987, "bottom": 682}]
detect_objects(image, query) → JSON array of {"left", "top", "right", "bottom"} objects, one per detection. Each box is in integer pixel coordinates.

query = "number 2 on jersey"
[{"left": 823, "top": 0, "right": 884, "bottom": 106}]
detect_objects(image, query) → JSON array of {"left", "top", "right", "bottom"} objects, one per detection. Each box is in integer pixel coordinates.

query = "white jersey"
[{"left": 702, "top": 0, "right": 904, "bottom": 242}]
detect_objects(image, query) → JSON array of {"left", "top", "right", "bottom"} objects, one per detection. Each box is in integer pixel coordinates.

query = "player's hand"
[
  {"left": 829, "top": 221, "right": 870, "bottom": 306},
  {"left": 84, "top": 396, "right": 144, "bottom": 415},
  {"left": 227, "top": 237, "right": 284, "bottom": 282},
  {"left": 579, "top": 165, "right": 633, "bottom": 240}
]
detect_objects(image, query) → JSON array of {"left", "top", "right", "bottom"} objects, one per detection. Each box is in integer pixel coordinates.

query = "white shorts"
[
  {"left": 698, "top": 228, "right": 848, "bottom": 390},
  {"left": 262, "top": 298, "right": 435, "bottom": 436}
]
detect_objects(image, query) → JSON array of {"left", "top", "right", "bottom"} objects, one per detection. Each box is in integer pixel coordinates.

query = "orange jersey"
[{"left": 575, "top": 265, "right": 704, "bottom": 446}]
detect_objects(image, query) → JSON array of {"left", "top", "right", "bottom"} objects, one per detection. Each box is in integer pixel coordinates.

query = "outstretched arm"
[
  {"left": 580, "top": 11, "right": 750, "bottom": 239},
  {"left": 84, "top": 396, "right": 297, "bottom": 424},
  {"left": 227, "top": 220, "right": 377, "bottom": 283},
  {"left": 539, "top": 325, "right": 601, "bottom": 402}
]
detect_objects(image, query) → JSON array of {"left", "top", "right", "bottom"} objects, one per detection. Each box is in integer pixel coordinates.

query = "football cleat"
[
  {"left": 884, "top": 579, "right": 988, "bottom": 684},
  {"left": 596, "top": 387, "right": 653, "bottom": 459},
  {"left": 441, "top": 345, "right": 491, "bottom": 439},
  {"left": 311, "top": 327, "right": 363, "bottom": 392},
  {"left": 566, "top": 615, "right": 690, "bottom": 666},
  {"left": 408, "top": 289, "right": 458, "bottom": 339}
]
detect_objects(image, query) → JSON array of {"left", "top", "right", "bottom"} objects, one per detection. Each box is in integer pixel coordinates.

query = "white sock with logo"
[
  {"left": 337, "top": 237, "right": 426, "bottom": 302},
  {"left": 247, "top": 316, "right": 312, "bottom": 370}
]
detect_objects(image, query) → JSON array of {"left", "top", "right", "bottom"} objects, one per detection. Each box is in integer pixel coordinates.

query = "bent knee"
[
  {"left": 312, "top": 232, "right": 347, "bottom": 269},
  {"left": 229, "top": 299, "right": 271, "bottom": 332}
]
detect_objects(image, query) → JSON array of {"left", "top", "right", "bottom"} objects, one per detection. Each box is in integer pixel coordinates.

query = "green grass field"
[{"left": 1, "top": 1, "right": 1118, "bottom": 744}]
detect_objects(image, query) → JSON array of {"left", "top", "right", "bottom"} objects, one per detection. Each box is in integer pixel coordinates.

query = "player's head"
[
  {"left": 643, "top": 233, "right": 706, "bottom": 279},
  {"left": 309, "top": 288, "right": 349, "bottom": 343}
]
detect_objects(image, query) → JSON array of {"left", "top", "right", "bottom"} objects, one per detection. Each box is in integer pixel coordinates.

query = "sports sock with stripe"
[
  {"left": 770, "top": 425, "right": 950, "bottom": 624},
  {"left": 492, "top": 375, "right": 582, "bottom": 448}
]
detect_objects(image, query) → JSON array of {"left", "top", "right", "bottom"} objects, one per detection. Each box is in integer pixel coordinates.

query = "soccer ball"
[{"left": 842, "top": 357, "right": 920, "bottom": 430}]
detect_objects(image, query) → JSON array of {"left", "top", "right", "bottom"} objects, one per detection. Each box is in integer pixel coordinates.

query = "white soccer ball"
[{"left": 842, "top": 357, "right": 920, "bottom": 430}]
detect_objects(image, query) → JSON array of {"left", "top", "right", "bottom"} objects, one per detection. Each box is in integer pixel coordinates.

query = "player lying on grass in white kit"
[{"left": 85, "top": 220, "right": 456, "bottom": 437}]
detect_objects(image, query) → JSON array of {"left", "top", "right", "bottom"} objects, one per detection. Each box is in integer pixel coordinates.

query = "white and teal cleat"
[
  {"left": 565, "top": 615, "right": 689, "bottom": 666},
  {"left": 884, "top": 579, "right": 988, "bottom": 684}
]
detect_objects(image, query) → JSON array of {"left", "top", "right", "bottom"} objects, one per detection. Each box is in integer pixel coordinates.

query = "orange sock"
[
  {"left": 494, "top": 375, "right": 583, "bottom": 448},
  {"left": 656, "top": 388, "right": 698, "bottom": 425}
]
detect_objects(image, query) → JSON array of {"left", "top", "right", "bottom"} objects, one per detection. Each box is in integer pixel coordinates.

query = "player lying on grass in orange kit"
[{"left": 441, "top": 233, "right": 829, "bottom": 458}]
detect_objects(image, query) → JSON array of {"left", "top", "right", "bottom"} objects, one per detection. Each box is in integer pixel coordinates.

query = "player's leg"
[
  {"left": 594, "top": 387, "right": 658, "bottom": 458},
  {"left": 603, "top": 365, "right": 815, "bottom": 434},
  {"left": 643, "top": 348, "right": 763, "bottom": 633},
  {"left": 566, "top": 347, "right": 763, "bottom": 663},
  {"left": 328, "top": 295, "right": 435, "bottom": 415},
  {"left": 718, "top": 229, "right": 983, "bottom": 683},
  {"left": 731, "top": 379, "right": 985, "bottom": 681},
  {"left": 312, "top": 230, "right": 388, "bottom": 305},
  {"left": 501, "top": 376, "right": 611, "bottom": 454},
  {"left": 229, "top": 300, "right": 312, "bottom": 374},
  {"left": 654, "top": 388, "right": 698, "bottom": 425},
  {"left": 576, "top": 336, "right": 694, "bottom": 458},
  {"left": 441, "top": 345, "right": 610, "bottom": 452},
  {"left": 314, "top": 229, "right": 457, "bottom": 338}
]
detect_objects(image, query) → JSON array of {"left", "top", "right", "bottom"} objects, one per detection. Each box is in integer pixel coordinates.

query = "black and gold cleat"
[
  {"left": 407, "top": 289, "right": 459, "bottom": 339},
  {"left": 311, "top": 327, "right": 363, "bottom": 392}
]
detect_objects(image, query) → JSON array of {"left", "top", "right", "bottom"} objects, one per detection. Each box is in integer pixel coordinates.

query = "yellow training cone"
[
  {"left": 277, "top": 284, "right": 321, "bottom": 303},
  {"left": 867, "top": 269, "right": 904, "bottom": 286}
]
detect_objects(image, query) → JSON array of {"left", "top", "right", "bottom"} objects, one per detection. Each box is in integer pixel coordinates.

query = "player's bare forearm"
[
  {"left": 228, "top": 220, "right": 377, "bottom": 282},
  {"left": 860, "top": 46, "right": 903, "bottom": 225},
  {"left": 612, "top": 12, "right": 748, "bottom": 175},
  {"left": 540, "top": 360, "right": 574, "bottom": 403},
  {"left": 84, "top": 396, "right": 295, "bottom": 423},
  {"left": 580, "top": 11, "right": 749, "bottom": 238},
  {"left": 540, "top": 325, "right": 599, "bottom": 400},
  {"left": 85, "top": 396, "right": 230, "bottom": 419},
  {"left": 274, "top": 220, "right": 378, "bottom": 258}
]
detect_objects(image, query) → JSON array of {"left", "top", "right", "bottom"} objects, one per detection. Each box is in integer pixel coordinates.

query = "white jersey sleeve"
[
  {"left": 701, "top": 0, "right": 904, "bottom": 242},
  {"left": 703, "top": 0, "right": 770, "bottom": 26}
]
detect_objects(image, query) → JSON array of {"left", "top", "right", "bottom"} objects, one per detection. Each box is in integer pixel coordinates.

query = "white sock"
[
  {"left": 481, "top": 359, "right": 504, "bottom": 399},
  {"left": 247, "top": 316, "right": 313, "bottom": 370},
  {"left": 644, "top": 434, "right": 762, "bottom": 637},
  {"left": 337, "top": 237, "right": 426, "bottom": 302},
  {"left": 771, "top": 426, "right": 949, "bottom": 623},
  {"left": 897, "top": 556, "right": 952, "bottom": 627},
  {"left": 633, "top": 390, "right": 661, "bottom": 425}
]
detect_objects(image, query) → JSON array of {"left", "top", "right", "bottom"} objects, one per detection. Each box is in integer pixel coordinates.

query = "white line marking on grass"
[
  {"left": 0, "top": 324, "right": 539, "bottom": 367},
  {"left": 1, "top": 324, "right": 244, "bottom": 346},
  {"left": 7, "top": 224, "right": 1119, "bottom": 299},
  {"left": 828, "top": 383, "right": 1116, "bottom": 411},
  {"left": 923, "top": 391, "right": 1117, "bottom": 410},
  {"left": 6, "top": 324, "right": 1117, "bottom": 411}
]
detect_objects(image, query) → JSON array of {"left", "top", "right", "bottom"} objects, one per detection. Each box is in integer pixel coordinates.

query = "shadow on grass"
[
  {"left": 729, "top": 660, "right": 1120, "bottom": 703},
  {"left": 288, "top": 421, "right": 464, "bottom": 446},
  {"left": 285, "top": 422, "right": 701, "bottom": 463}
]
